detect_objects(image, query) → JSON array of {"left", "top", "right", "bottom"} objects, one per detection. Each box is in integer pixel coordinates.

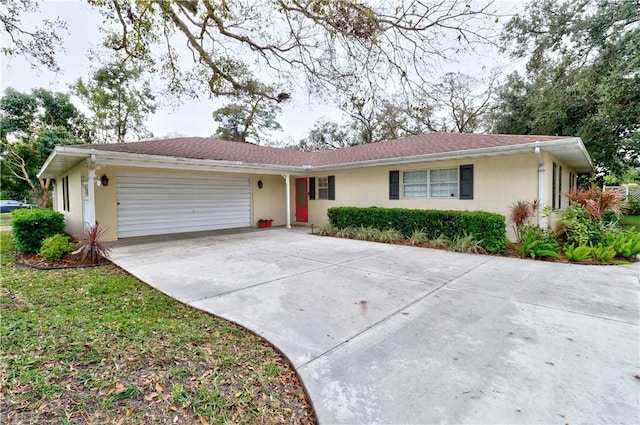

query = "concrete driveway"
[{"left": 110, "top": 228, "right": 639, "bottom": 424}]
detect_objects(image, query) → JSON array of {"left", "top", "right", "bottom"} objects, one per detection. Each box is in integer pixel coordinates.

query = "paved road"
[{"left": 110, "top": 228, "right": 639, "bottom": 424}]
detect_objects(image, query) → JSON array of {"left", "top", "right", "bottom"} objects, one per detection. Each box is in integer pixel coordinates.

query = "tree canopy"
[
  {"left": 92, "top": 0, "right": 498, "bottom": 101},
  {"left": 0, "top": 88, "right": 89, "bottom": 204},
  {"left": 73, "top": 61, "right": 157, "bottom": 143},
  {"left": 493, "top": 0, "right": 640, "bottom": 176}
]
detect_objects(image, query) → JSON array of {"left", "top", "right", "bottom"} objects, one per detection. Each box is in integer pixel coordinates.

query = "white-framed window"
[
  {"left": 403, "top": 168, "right": 458, "bottom": 199},
  {"left": 318, "top": 177, "right": 329, "bottom": 200}
]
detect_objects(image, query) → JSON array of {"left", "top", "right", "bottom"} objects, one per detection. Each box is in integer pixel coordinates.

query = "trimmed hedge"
[
  {"left": 327, "top": 206, "right": 507, "bottom": 254},
  {"left": 11, "top": 208, "right": 65, "bottom": 253}
]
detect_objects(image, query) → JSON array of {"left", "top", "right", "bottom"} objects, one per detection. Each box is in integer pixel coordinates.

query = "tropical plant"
[
  {"left": 509, "top": 199, "right": 539, "bottom": 241},
  {"left": 407, "top": 229, "right": 429, "bottom": 246},
  {"left": 556, "top": 203, "right": 605, "bottom": 246},
  {"left": 565, "top": 187, "right": 625, "bottom": 221},
  {"left": 516, "top": 227, "right": 560, "bottom": 259},
  {"left": 316, "top": 223, "right": 337, "bottom": 236},
  {"left": 562, "top": 243, "right": 592, "bottom": 262},
  {"left": 589, "top": 243, "right": 616, "bottom": 263},
  {"left": 73, "top": 225, "right": 111, "bottom": 264},
  {"left": 449, "top": 231, "right": 486, "bottom": 254},
  {"left": 335, "top": 227, "right": 356, "bottom": 239},
  {"left": 429, "top": 233, "right": 451, "bottom": 249},
  {"left": 354, "top": 226, "right": 382, "bottom": 241},
  {"left": 607, "top": 231, "right": 640, "bottom": 258},
  {"left": 38, "top": 233, "right": 74, "bottom": 261},
  {"left": 378, "top": 229, "right": 404, "bottom": 243}
]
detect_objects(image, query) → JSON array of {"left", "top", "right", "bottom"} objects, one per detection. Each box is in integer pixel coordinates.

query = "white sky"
[{"left": 0, "top": 0, "right": 524, "bottom": 143}]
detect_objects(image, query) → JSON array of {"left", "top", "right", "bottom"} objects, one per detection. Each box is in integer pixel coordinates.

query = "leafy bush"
[
  {"left": 74, "top": 224, "right": 111, "bottom": 264},
  {"left": 565, "top": 187, "right": 624, "bottom": 221},
  {"left": 607, "top": 231, "right": 640, "bottom": 258},
  {"left": 335, "top": 226, "right": 356, "bottom": 238},
  {"left": 11, "top": 208, "right": 65, "bottom": 253},
  {"left": 516, "top": 227, "right": 560, "bottom": 259},
  {"left": 39, "top": 234, "right": 74, "bottom": 261},
  {"left": 562, "top": 243, "right": 592, "bottom": 262},
  {"left": 557, "top": 204, "right": 607, "bottom": 246},
  {"left": 407, "top": 229, "right": 428, "bottom": 246},
  {"left": 327, "top": 207, "right": 506, "bottom": 253},
  {"left": 378, "top": 229, "right": 404, "bottom": 243},
  {"left": 589, "top": 243, "right": 616, "bottom": 263},
  {"left": 317, "top": 223, "right": 337, "bottom": 236},
  {"left": 626, "top": 200, "right": 640, "bottom": 216},
  {"left": 450, "top": 231, "right": 486, "bottom": 254},
  {"left": 509, "top": 200, "right": 539, "bottom": 241},
  {"left": 354, "top": 226, "right": 382, "bottom": 241},
  {"left": 429, "top": 233, "right": 450, "bottom": 249}
]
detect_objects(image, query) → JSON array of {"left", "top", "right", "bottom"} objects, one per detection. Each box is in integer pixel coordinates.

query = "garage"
[{"left": 117, "top": 171, "right": 251, "bottom": 238}]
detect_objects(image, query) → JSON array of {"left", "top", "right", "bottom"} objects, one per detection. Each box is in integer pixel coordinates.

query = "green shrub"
[
  {"left": 516, "top": 227, "right": 560, "bottom": 259},
  {"left": 317, "top": 223, "right": 337, "bottom": 236},
  {"left": 378, "top": 228, "right": 404, "bottom": 243},
  {"left": 335, "top": 226, "right": 356, "bottom": 238},
  {"left": 562, "top": 243, "right": 592, "bottom": 262},
  {"left": 407, "top": 229, "right": 428, "bottom": 246},
  {"left": 11, "top": 208, "right": 65, "bottom": 253},
  {"left": 590, "top": 243, "right": 616, "bottom": 263},
  {"left": 450, "top": 231, "right": 486, "bottom": 254},
  {"left": 557, "top": 204, "right": 607, "bottom": 246},
  {"left": 327, "top": 207, "right": 506, "bottom": 253},
  {"left": 607, "top": 231, "right": 640, "bottom": 258},
  {"left": 39, "top": 233, "right": 74, "bottom": 261},
  {"left": 626, "top": 200, "right": 640, "bottom": 216}
]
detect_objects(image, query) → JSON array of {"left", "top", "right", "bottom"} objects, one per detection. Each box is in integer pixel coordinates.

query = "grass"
[
  {"left": 620, "top": 215, "right": 640, "bottom": 230},
  {"left": 0, "top": 231, "right": 315, "bottom": 424}
]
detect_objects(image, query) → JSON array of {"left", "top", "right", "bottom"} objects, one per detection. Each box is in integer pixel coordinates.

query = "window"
[
  {"left": 552, "top": 162, "right": 557, "bottom": 209},
  {"left": 558, "top": 166, "right": 563, "bottom": 208},
  {"left": 62, "top": 176, "right": 70, "bottom": 212},
  {"left": 318, "top": 177, "right": 329, "bottom": 199},
  {"left": 403, "top": 168, "right": 458, "bottom": 199}
]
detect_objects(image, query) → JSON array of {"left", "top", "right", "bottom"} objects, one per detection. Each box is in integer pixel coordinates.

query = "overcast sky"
[{"left": 1, "top": 0, "right": 524, "bottom": 143}]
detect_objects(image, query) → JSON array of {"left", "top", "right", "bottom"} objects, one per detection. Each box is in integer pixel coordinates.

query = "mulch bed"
[{"left": 14, "top": 251, "right": 111, "bottom": 269}]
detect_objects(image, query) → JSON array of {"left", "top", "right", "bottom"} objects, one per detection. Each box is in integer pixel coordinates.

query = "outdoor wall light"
[
  {"left": 100, "top": 174, "right": 109, "bottom": 187},
  {"left": 257, "top": 180, "right": 263, "bottom": 189}
]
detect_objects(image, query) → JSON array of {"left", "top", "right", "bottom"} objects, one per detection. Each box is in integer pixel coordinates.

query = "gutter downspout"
[
  {"left": 283, "top": 174, "right": 291, "bottom": 229},
  {"left": 534, "top": 146, "right": 544, "bottom": 228}
]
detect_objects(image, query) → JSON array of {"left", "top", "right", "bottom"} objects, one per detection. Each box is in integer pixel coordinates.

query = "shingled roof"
[
  {"left": 73, "top": 133, "right": 574, "bottom": 167},
  {"left": 39, "top": 132, "right": 594, "bottom": 179}
]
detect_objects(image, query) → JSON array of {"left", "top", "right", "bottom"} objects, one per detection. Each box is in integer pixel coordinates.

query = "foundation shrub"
[
  {"left": 327, "top": 207, "right": 506, "bottom": 253},
  {"left": 11, "top": 208, "right": 65, "bottom": 253}
]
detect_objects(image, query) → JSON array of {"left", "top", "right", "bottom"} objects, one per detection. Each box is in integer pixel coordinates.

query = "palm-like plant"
[
  {"left": 565, "top": 187, "right": 625, "bottom": 221},
  {"left": 73, "top": 224, "right": 111, "bottom": 264}
]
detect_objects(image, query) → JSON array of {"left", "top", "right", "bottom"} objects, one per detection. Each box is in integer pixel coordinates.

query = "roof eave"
[{"left": 310, "top": 138, "right": 595, "bottom": 172}]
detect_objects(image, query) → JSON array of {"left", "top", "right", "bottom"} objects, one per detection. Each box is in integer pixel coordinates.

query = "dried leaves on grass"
[{"left": 0, "top": 261, "right": 316, "bottom": 424}]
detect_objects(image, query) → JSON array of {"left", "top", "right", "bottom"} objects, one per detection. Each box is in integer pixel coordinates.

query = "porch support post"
[
  {"left": 86, "top": 156, "right": 97, "bottom": 230},
  {"left": 283, "top": 174, "right": 291, "bottom": 229}
]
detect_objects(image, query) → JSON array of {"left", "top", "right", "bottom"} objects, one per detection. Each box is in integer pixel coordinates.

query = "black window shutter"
[
  {"left": 328, "top": 176, "right": 335, "bottom": 200},
  {"left": 389, "top": 170, "right": 399, "bottom": 200},
  {"left": 459, "top": 165, "right": 474, "bottom": 200},
  {"left": 308, "top": 177, "right": 316, "bottom": 200}
]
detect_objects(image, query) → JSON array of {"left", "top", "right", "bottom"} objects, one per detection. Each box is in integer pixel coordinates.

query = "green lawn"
[
  {"left": 0, "top": 232, "right": 315, "bottom": 424},
  {"left": 620, "top": 215, "right": 640, "bottom": 230}
]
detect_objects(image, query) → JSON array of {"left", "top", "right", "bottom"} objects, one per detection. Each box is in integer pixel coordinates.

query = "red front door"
[{"left": 295, "top": 177, "right": 308, "bottom": 222}]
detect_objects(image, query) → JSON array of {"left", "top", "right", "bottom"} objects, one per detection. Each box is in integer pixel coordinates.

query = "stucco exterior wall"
[
  {"left": 293, "top": 153, "right": 580, "bottom": 240},
  {"left": 61, "top": 166, "right": 289, "bottom": 242},
  {"left": 54, "top": 162, "right": 85, "bottom": 240},
  {"left": 53, "top": 151, "right": 581, "bottom": 242}
]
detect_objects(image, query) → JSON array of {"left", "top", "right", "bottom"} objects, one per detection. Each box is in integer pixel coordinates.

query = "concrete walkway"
[{"left": 110, "top": 228, "right": 640, "bottom": 424}]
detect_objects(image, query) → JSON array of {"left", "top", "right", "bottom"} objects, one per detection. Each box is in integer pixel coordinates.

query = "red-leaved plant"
[
  {"left": 73, "top": 224, "right": 111, "bottom": 264},
  {"left": 509, "top": 200, "right": 539, "bottom": 241},
  {"left": 565, "top": 187, "right": 625, "bottom": 221}
]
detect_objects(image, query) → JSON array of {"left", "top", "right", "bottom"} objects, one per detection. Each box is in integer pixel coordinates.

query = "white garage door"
[{"left": 117, "top": 171, "right": 251, "bottom": 238}]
